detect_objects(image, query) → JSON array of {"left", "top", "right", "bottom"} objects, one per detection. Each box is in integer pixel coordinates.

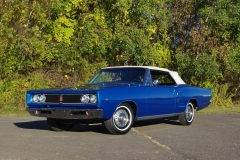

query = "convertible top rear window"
[{"left": 150, "top": 70, "right": 176, "bottom": 85}]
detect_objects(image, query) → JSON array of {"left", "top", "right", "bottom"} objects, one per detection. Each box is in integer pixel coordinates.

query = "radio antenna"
[{"left": 74, "top": 51, "right": 76, "bottom": 88}]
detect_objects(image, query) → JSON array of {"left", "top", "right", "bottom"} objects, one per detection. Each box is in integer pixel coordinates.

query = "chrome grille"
[{"left": 45, "top": 94, "right": 81, "bottom": 103}]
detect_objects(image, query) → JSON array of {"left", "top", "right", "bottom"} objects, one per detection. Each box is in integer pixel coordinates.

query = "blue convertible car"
[{"left": 26, "top": 66, "right": 212, "bottom": 134}]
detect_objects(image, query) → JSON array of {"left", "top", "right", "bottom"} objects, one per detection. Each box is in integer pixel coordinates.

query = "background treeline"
[{"left": 0, "top": 0, "right": 240, "bottom": 113}]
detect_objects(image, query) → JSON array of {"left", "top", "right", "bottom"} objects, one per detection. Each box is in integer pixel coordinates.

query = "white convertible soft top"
[{"left": 102, "top": 66, "right": 186, "bottom": 85}]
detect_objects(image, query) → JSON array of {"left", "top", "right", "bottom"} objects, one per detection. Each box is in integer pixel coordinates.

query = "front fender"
[{"left": 98, "top": 87, "right": 147, "bottom": 119}]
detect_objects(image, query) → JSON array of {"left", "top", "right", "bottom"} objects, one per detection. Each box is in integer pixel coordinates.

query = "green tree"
[
  {"left": 0, "top": 0, "right": 54, "bottom": 78},
  {"left": 168, "top": 0, "right": 240, "bottom": 105},
  {"left": 198, "top": 0, "right": 240, "bottom": 102}
]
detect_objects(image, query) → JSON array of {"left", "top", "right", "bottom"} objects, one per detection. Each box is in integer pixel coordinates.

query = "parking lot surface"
[{"left": 0, "top": 114, "right": 239, "bottom": 160}]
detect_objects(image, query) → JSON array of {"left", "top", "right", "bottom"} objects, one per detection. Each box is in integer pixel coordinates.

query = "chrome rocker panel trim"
[{"left": 137, "top": 113, "right": 182, "bottom": 121}]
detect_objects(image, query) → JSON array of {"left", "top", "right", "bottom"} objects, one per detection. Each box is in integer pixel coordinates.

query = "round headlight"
[
  {"left": 81, "top": 94, "right": 90, "bottom": 103},
  {"left": 32, "top": 95, "right": 39, "bottom": 103},
  {"left": 89, "top": 94, "right": 97, "bottom": 103},
  {"left": 39, "top": 94, "right": 46, "bottom": 103}
]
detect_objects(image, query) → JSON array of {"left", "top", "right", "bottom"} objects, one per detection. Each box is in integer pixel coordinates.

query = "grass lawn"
[
  {"left": 197, "top": 104, "right": 240, "bottom": 114},
  {"left": 0, "top": 109, "right": 30, "bottom": 117}
]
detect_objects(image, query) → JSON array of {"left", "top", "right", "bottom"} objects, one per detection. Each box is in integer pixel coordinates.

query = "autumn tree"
[
  {"left": 168, "top": 0, "right": 240, "bottom": 104},
  {"left": 198, "top": 0, "right": 240, "bottom": 101},
  {"left": 168, "top": 0, "right": 220, "bottom": 86}
]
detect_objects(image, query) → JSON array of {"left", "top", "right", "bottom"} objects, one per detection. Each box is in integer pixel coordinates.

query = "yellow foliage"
[{"left": 53, "top": 16, "right": 76, "bottom": 44}]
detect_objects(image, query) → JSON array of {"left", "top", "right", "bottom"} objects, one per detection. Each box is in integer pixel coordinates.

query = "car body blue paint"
[
  {"left": 97, "top": 86, "right": 147, "bottom": 118},
  {"left": 26, "top": 66, "right": 212, "bottom": 121}
]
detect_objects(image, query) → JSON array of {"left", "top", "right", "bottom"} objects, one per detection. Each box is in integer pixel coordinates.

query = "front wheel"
[
  {"left": 178, "top": 102, "right": 195, "bottom": 125},
  {"left": 47, "top": 118, "right": 74, "bottom": 131},
  {"left": 104, "top": 103, "right": 134, "bottom": 135}
]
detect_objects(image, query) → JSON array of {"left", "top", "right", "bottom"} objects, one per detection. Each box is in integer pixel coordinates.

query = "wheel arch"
[
  {"left": 119, "top": 101, "right": 137, "bottom": 120},
  {"left": 189, "top": 99, "right": 198, "bottom": 109}
]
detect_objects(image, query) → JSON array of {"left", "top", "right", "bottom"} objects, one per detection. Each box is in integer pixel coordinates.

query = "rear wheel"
[
  {"left": 47, "top": 118, "right": 74, "bottom": 131},
  {"left": 178, "top": 102, "right": 194, "bottom": 125},
  {"left": 104, "top": 103, "right": 134, "bottom": 135}
]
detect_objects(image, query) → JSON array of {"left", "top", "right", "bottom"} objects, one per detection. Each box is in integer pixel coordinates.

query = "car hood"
[
  {"left": 76, "top": 83, "right": 132, "bottom": 90},
  {"left": 28, "top": 83, "right": 140, "bottom": 93}
]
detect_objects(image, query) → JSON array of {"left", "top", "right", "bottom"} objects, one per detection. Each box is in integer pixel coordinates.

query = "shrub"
[{"left": 0, "top": 71, "right": 53, "bottom": 113}]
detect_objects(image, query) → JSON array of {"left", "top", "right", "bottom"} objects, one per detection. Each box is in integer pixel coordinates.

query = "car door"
[{"left": 146, "top": 70, "right": 177, "bottom": 116}]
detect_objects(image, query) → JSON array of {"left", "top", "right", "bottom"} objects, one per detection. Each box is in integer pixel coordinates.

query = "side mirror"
[{"left": 152, "top": 79, "right": 159, "bottom": 86}]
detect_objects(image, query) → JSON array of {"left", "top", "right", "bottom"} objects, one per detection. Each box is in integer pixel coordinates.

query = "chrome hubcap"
[
  {"left": 113, "top": 109, "right": 129, "bottom": 128},
  {"left": 185, "top": 104, "right": 194, "bottom": 122}
]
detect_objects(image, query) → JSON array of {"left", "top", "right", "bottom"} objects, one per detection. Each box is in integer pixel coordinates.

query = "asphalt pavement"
[{"left": 0, "top": 114, "right": 239, "bottom": 160}]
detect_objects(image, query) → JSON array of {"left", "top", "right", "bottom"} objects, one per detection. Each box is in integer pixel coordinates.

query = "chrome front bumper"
[{"left": 27, "top": 108, "right": 103, "bottom": 119}]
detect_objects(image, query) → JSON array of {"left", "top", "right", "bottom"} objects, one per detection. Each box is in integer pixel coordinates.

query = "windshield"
[{"left": 88, "top": 68, "right": 146, "bottom": 84}]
